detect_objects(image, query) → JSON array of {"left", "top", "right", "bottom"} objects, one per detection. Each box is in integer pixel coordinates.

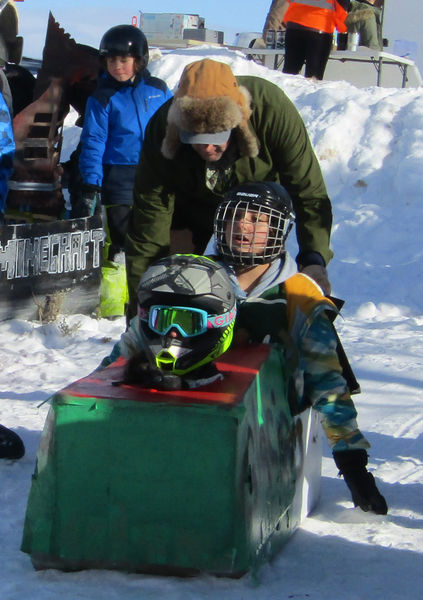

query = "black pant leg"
[
  {"left": 283, "top": 28, "right": 307, "bottom": 75},
  {"left": 304, "top": 31, "right": 333, "bottom": 79},
  {"left": 106, "top": 204, "right": 132, "bottom": 260}
]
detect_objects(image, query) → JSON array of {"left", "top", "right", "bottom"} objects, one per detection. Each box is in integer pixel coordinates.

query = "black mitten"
[
  {"left": 0, "top": 424, "right": 25, "bottom": 459},
  {"left": 333, "top": 449, "right": 388, "bottom": 515}
]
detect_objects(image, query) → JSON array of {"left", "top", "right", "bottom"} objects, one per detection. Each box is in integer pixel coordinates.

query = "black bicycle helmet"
[{"left": 99, "top": 24, "right": 149, "bottom": 66}]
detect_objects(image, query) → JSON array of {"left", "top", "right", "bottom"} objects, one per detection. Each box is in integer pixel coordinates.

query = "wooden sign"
[{"left": 0, "top": 215, "right": 103, "bottom": 321}]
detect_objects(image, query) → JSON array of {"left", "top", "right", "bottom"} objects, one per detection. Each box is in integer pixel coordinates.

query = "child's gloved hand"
[
  {"left": 300, "top": 264, "right": 331, "bottom": 295},
  {"left": 123, "top": 352, "right": 182, "bottom": 390},
  {"left": 80, "top": 184, "right": 101, "bottom": 217},
  {"left": 333, "top": 449, "right": 388, "bottom": 515},
  {"left": 297, "top": 251, "right": 331, "bottom": 295}
]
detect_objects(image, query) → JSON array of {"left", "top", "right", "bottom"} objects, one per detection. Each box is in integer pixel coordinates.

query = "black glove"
[
  {"left": 80, "top": 183, "right": 101, "bottom": 217},
  {"left": 122, "top": 352, "right": 182, "bottom": 390},
  {"left": 300, "top": 264, "right": 331, "bottom": 295},
  {"left": 297, "top": 251, "right": 331, "bottom": 295},
  {"left": 0, "top": 424, "right": 25, "bottom": 459},
  {"left": 333, "top": 449, "right": 388, "bottom": 515}
]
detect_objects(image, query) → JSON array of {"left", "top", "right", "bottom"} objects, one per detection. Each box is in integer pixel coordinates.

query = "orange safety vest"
[{"left": 284, "top": 0, "right": 348, "bottom": 34}]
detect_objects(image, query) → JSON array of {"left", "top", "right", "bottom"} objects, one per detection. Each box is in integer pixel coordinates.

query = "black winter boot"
[{"left": 333, "top": 449, "right": 388, "bottom": 515}]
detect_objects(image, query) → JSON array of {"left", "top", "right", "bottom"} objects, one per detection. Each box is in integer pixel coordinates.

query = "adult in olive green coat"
[{"left": 125, "top": 58, "right": 333, "bottom": 317}]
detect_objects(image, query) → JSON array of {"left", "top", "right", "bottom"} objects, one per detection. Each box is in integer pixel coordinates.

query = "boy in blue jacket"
[{"left": 79, "top": 25, "right": 172, "bottom": 316}]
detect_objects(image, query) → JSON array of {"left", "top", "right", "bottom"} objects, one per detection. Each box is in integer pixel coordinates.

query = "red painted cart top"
[{"left": 57, "top": 345, "right": 271, "bottom": 407}]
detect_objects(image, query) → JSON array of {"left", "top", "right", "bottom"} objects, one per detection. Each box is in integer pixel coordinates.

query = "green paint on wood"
[{"left": 21, "top": 346, "right": 303, "bottom": 576}]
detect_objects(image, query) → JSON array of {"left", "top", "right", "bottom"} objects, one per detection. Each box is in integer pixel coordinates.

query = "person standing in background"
[
  {"left": 345, "top": 0, "right": 384, "bottom": 51},
  {"left": 79, "top": 24, "right": 172, "bottom": 318},
  {"left": 283, "top": 0, "right": 351, "bottom": 80},
  {"left": 263, "top": 0, "right": 290, "bottom": 42}
]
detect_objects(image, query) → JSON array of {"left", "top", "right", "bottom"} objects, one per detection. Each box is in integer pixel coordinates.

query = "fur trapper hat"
[{"left": 161, "top": 59, "right": 259, "bottom": 159}]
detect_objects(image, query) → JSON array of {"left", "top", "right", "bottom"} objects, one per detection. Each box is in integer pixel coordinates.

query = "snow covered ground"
[{"left": 1, "top": 46, "right": 423, "bottom": 599}]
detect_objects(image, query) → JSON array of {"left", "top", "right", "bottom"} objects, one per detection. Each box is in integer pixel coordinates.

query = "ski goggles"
[{"left": 144, "top": 305, "right": 236, "bottom": 338}]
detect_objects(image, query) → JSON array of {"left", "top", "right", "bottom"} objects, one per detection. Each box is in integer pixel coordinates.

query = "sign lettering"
[{"left": 0, "top": 228, "right": 103, "bottom": 280}]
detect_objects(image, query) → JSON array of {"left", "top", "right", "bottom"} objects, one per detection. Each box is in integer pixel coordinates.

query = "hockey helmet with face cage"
[{"left": 214, "top": 181, "right": 295, "bottom": 266}]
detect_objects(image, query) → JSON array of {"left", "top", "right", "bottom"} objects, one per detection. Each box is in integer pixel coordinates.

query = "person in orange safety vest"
[{"left": 283, "top": 0, "right": 350, "bottom": 79}]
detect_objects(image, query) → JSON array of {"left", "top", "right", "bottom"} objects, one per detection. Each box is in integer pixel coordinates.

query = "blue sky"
[
  {"left": 14, "top": 0, "right": 423, "bottom": 73},
  {"left": 16, "top": 1, "right": 266, "bottom": 58}
]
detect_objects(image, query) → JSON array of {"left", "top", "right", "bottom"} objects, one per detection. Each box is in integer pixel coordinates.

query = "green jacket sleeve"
[
  {"left": 125, "top": 103, "right": 174, "bottom": 317},
  {"left": 239, "top": 76, "right": 333, "bottom": 266}
]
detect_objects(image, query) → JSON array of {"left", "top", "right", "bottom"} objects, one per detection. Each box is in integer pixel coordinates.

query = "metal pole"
[
  {"left": 377, "top": 56, "right": 383, "bottom": 86},
  {"left": 380, "top": 1, "right": 385, "bottom": 32}
]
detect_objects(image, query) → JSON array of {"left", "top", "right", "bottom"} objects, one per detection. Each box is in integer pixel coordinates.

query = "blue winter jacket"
[
  {"left": 0, "top": 90, "right": 15, "bottom": 215},
  {"left": 79, "top": 69, "right": 172, "bottom": 206}
]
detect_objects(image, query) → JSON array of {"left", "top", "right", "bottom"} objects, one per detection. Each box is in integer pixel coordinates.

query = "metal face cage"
[{"left": 214, "top": 199, "right": 293, "bottom": 266}]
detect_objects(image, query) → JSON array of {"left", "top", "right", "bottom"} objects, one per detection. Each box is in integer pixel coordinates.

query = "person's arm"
[
  {"left": 0, "top": 93, "right": 15, "bottom": 217},
  {"left": 0, "top": 70, "right": 13, "bottom": 116},
  {"left": 77, "top": 95, "right": 110, "bottom": 216},
  {"left": 300, "top": 311, "right": 366, "bottom": 451},
  {"left": 300, "top": 311, "right": 387, "bottom": 513},
  {"left": 97, "top": 318, "right": 144, "bottom": 370},
  {"left": 125, "top": 105, "right": 175, "bottom": 319},
  {"left": 263, "top": 0, "right": 290, "bottom": 37},
  {"left": 243, "top": 76, "right": 333, "bottom": 293},
  {"left": 251, "top": 79, "right": 333, "bottom": 266},
  {"left": 79, "top": 95, "right": 108, "bottom": 187},
  {"left": 334, "top": 0, "right": 350, "bottom": 33}
]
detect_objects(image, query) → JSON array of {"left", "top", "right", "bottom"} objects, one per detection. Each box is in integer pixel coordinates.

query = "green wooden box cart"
[{"left": 21, "top": 345, "right": 322, "bottom": 576}]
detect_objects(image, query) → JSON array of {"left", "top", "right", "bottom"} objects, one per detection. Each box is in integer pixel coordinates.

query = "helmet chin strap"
[{"left": 153, "top": 362, "right": 223, "bottom": 390}]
